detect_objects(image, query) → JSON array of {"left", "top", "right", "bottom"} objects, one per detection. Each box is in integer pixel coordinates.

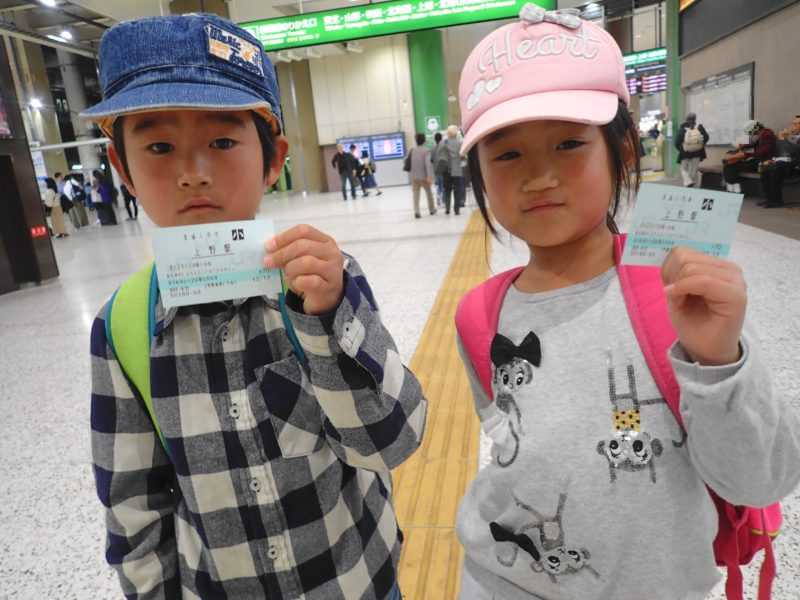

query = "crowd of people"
[{"left": 42, "top": 168, "right": 141, "bottom": 237}]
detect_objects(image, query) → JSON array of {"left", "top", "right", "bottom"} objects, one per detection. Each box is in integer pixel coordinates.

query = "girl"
[{"left": 454, "top": 7, "right": 800, "bottom": 600}]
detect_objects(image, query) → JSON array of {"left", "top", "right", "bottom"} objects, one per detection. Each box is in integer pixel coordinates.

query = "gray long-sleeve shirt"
[
  {"left": 408, "top": 145, "right": 433, "bottom": 181},
  {"left": 456, "top": 268, "right": 800, "bottom": 600}
]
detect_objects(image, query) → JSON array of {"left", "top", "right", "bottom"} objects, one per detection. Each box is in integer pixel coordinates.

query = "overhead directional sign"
[{"left": 241, "top": 0, "right": 556, "bottom": 52}]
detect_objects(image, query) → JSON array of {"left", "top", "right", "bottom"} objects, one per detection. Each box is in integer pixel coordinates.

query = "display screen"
[
  {"left": 624, "top": 50, "right": 667, "bottom": 97},
  {"left": 338, "top": 133, "right": 405, "bottom": 161},
  {"left": 241, "top": 0, "right": 556, "bottom": 52},
  {"left": 337, "top": 137, "right": 371, "bottom": 159},
  {"left": 370, "top": 133, "right": 405, "bottom": 160},
  {"left": 0, "top": 93, "right": 12, "bottom": 139}
]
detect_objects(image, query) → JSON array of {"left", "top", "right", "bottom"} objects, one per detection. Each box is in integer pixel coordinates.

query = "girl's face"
[{"left": 477, "top": 120, "right": 616, "bottom": 251}]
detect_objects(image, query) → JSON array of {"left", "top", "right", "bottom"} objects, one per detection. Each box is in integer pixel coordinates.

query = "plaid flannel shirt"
[{"left": 90, "top": 256, "right": 427, "bottom": 599}]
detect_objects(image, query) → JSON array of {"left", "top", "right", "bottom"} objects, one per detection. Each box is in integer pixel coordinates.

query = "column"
[
  {"left": 56, "top": 48, "right": 101, "bottom": 177},
  {"left": 407, "top": 30, "right": 448, "bottom": 145},
  {"left": 665, "top": 0, "right": 680, "bottom": 177}
]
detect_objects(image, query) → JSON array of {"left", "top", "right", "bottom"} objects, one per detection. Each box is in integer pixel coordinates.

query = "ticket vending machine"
[{"left": 0, "top": 42, "right": 58, "bottom": 296}]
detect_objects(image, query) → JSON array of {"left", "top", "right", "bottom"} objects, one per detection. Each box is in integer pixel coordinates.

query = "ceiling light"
[
  {"left": 60, "top": 30, "right": 73, "bottom": 40},
  {"left": 345, "top": 42, "right": 363, "bottom": 54},
  {"left": 46, "top": 34, "right": 67, "bottom": 43},
  {"left": 30, "top": 98, "right": 43, "bottom": 109},
  {"left": 274, "top": 50, "right": 292, "bottom": 63},
  {"left": 40, "top": 0, "right": 57, "bottom": 6},
  {"left": 305, "top": 47, "right": 321, "bottom": 59}
]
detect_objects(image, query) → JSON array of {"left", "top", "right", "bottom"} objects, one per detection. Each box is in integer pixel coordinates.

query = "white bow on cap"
[{"left": 520, "top": 4, "right": 582, "bottom": 29}]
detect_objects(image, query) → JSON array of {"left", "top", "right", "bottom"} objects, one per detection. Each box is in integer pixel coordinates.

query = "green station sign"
[
  {"left": 241, "top": 0, "right": 556, "bottom": 52},
  {"left": 623, "top": 47, "right": 667, "bottom": 67}
]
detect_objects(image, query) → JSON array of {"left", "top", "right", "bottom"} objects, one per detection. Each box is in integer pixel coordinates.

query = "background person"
[
  {"left": 759, "top": 114, "right": 800, "bottom": 208},
  {"left": 91, "top": 169, "right": 118, "bottom": 225},
  {"left": 44, "top": 176, "right": 69, "bottom": 238},
  {"left": 359, "top": 149, "right": 382, "bottom": 196},
  {"left": 408, "top": 132, "right": 436, "bottom": 218},
  {"left": 675, "top": 112, "right": 709, "bottom": 187},
  {"left": 441, "top": 125, "right": 463, "bottom": 215},
  {"left": 331, "top": 143, "right": 358, "bottom": 201},
  {"left": 723, "top": 120, "right": 776, "bottom": 193},
  {"left": 120, "top": 182, "right": 138, "bottom": 220},
  {"left": 431, "top": 131, "right": 444, "bottom": 207}
]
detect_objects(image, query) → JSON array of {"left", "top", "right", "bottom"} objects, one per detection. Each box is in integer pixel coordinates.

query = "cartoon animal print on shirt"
[
  {"left": 490, "top": 491, "right": 600, "bottom": 583},
  {"left": 595, "top": 350, "right": 670, "bottom": 484},
  {"left": 489, "top": 331, "right": 541, "bottom": 467}
]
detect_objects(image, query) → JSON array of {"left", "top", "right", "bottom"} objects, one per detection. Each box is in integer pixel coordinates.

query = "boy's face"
[{"left": 109, "top": 109, "right": 287, "bottom": 227}]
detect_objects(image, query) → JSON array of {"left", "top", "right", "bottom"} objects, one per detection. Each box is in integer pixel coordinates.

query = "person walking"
[
  {"left": 91, "top": 169, "right": 118, "bottom": 225},
  {"left": 431, "top": 132, "right": 444, "bottom": 206},
  {"left": 675, "top": 113, "right": 709, "bottom": 188},
  {"left": 441, "top": 125, "right": 463, "bottom": 215},
  {"left": 360, "top": 149, "right": 383, "bottom": 196},
  {"left": 331, "top": 143, "right": 358, "bottom": 200},
  {"left": 44, "top": 177, "right": 69, "bottom": 238},
  {"left": 408, "top": 132, "right": 436, "bottom": 218},
  {"left": 121, "top": 183, "right": 138, "bottom": 220}
]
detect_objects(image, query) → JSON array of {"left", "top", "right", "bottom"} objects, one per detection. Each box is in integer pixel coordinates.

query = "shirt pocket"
[{"left": 255, "top": 356, "right": 325, "bottom": 458}]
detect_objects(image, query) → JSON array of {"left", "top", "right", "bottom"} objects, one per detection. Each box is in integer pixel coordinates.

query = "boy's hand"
[
  {"left": 661, "top": 247, "right": 747, "bottom": 366},
  {"left": 264, "top": 225, "right": 345, "bottom": 315}
]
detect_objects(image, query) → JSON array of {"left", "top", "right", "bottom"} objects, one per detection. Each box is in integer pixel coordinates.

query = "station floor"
[{"left": 1, "top": 180, "right": 799, "bottom": 599}]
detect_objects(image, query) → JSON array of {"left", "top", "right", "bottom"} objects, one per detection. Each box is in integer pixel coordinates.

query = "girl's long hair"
[{"left": 467, "top": 100, "right": 641, "bottom": 237}]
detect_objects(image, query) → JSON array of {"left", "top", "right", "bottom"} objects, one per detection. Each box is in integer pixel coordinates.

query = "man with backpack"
[{"left": 675, "top": 112, "right": 709, "bottom": 188}]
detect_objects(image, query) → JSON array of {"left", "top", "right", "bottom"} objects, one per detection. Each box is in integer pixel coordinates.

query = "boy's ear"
[
  {"left": 266, "top": 135, "right": 290, "bottom": 186},
  {"left": 108, "top": 144, "right": 137, "bottom": 196}
]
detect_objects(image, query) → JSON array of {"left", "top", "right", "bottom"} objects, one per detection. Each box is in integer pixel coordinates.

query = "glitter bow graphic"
[{"left": 519, "top": 4, "right": 582, "bottom": 29}]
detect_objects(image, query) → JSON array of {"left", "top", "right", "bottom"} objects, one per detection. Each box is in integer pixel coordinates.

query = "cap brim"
[
  {"left": 460, "top": 90, "right": 620, "bottom": 156},
  {"left": 81, "top": 81, "right": 279, "bottom": 135}
]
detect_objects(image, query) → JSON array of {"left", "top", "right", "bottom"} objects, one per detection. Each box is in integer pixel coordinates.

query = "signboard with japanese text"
[{"left": 241, "top": 0, "right": 556, "bottom": 52}]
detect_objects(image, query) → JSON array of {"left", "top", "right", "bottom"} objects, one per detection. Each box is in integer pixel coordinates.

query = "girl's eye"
[
  {"left": 557, "top": 140, "right": 585, "bottom": 151},
  {"left": 211, "top": 138, "right": 236, "bottom": 150},
  {"left": 494, "top": 151, "right": 520, "bottom": 161},
  {"left": 148, "top": 142, "right": 173, "bottom": 154}
]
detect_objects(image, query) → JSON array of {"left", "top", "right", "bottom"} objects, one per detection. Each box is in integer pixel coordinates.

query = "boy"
[{"left": 84, "top": 14, "right": 426, "bottom": 600}]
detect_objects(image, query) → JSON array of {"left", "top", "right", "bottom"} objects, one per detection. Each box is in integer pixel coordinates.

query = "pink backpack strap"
[
  {"left": 455, "top": 267, "right": 524, "bottom": 400},
  {"left": 614, "top": 233, "right": 780, "bottom": 600},
  {"left": 613, "top": 234, "right": 683, "bottom": 428}
]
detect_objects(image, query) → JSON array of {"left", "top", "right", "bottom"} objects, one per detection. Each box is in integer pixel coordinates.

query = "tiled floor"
[{"left": 0, "top": 182, "right": 798, "bottom": 599}]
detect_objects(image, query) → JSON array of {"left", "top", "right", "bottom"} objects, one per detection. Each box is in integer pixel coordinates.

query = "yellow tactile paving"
[{"left": 392, "top": 210, "right": 491, "bottom": 600}]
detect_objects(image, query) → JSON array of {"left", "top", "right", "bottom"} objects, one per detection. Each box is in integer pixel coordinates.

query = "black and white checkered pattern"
[{"left": 91, "top": 256, "right": 427, "bottom": 599}]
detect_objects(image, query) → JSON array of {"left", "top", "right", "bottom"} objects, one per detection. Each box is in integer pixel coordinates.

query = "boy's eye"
[
  {"left": 148, "top": 142, "right": 173, "bottom": 154},
  {"left": 211, "top": 138, "right": 236, "bottom": 150},
  {"left": 557, "top": 140, "right": 585, "bottom": 151}
]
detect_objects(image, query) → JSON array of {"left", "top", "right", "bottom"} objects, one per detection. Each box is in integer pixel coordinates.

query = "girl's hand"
[
  {"left": 264, "top": 225, "right": 345, "bottom": 315},
  {"left": 661, "top": 247, "right": 747, "bottom": 366}
]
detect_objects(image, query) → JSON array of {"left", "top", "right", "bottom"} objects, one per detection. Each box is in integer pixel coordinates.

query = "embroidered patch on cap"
[{"left": 205, "top": 23, "right": 264, "bottom": 77}]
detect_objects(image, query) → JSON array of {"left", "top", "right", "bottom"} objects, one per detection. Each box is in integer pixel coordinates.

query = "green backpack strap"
[
  {"left": 104, "top": 262, "right": 170, "bottom": 456},
  {"left": 104, "top": 262, "right": 308, "bottom": 460}
]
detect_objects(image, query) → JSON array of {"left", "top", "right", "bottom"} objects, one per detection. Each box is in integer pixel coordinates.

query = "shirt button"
[
  {"left": 249, "top": 478, "right": 261, "bottom": 492},
  {"left": 267, "top": 546, "right": 279, "bottom": 560},
  {"left": 229, "top": 404, "right": 240, "bottom": 419}
]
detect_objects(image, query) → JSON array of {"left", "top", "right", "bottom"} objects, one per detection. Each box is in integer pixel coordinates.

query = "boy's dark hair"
[
  {"left": 415, "top": 132, "right": 426, "bottom": 145},
  {"left": 468, "top": 100, "right": 641, "bottom": 237},
  {"left": 54, "top": 172, "right": 63, "bottom": 179},
  {"left": 112, "top": 110, "right": 276, "bottom": 185},
  {"left": 434, "top": 132, "right": 443, "bottom": 144}
]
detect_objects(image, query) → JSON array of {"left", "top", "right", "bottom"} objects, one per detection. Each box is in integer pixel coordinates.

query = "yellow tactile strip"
[{"left": 392, "top": 210, "right": 491, "bottom": 600}]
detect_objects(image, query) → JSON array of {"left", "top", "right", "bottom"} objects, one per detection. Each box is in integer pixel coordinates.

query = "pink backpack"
[{"left": 455, "top": 233, "right": 781, "bottom": 600}]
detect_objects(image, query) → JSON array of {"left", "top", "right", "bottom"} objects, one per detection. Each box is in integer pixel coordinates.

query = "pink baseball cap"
[{"left": 459, "top": 4, "right": 629, "bottom": 155}]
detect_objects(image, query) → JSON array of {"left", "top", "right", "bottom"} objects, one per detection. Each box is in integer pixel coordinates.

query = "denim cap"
[{"left": 81, "top": 14, "right": 281, "bottom": 137}]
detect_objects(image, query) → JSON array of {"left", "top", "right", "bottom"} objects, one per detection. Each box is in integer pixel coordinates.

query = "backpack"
[
  {"left": 683, "top": 126, "right": 705, "bottom": 153},
  {"left": 104, "top": 262, "right": 307, "bottom": 457},
  {"left": 434, "top": 144, "right": 451, "bottom": 177},
  {"left": 454, "top": 233, "right": 781, "bottom": 600},
  {"left": 70, "top": 183, "right": 87, "bottom": 204},
  {"left": 59, "top": 193, "right": 74, "bottom": 213}
]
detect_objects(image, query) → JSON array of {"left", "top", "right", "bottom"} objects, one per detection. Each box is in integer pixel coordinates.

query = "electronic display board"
[
  {"left": 338, "top": 133, "right": 406, "bottom": 161},
  {"left": 623, "top": 49, "right": 667, "bottom": 97},
  {"left": 241, "top": 0, "right": 556, "bottom": 52}
]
